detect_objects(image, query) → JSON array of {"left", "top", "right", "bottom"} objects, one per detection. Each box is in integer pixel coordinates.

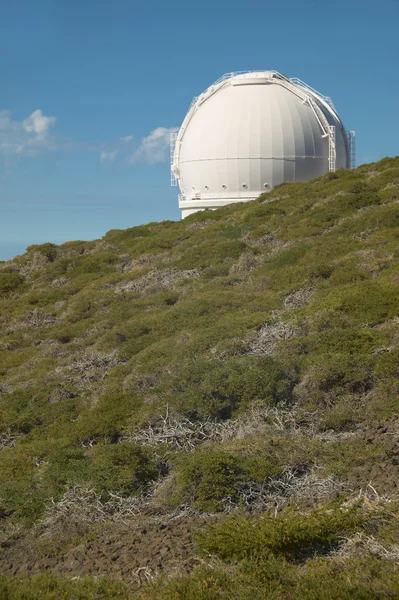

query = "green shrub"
[
  {"left": 174, "top": 448, "right": 245, "bottom": 511},
  {"left": 198, "top": 504, "right": 363, "bottom": 561},
  {"left": 64, "top": 393, "right": 143, "bottom": 445},
  {"left": 316, "top": 281, "right": 399, "bottom": 325},
  {"left": 42, "top": 446, "right": 91, "bottom": 491},
  {"left": 294, "top": 353, "right": 375, "bottom": 408},
  {"left": 0, "top": 272, "right": 24, "bottom": 296},
  {"left": 138, "top": 562, "right": 292, "bottom": 600},
  {"left": 26, "top": 242, "right": 58, "bottom": 262},
  {"left": 88, "top": 442, "right": 159, "bottom": 496},
  {"left": 294, "top": 556, "right": 399, "bottom": 600},
  {"left": 328, "top": 263, "right": 369, "bottom": 285},
  {"left": 42, "top": 441, "right": 158, "bottom": 498},
  {"left": 0, "top": 573, "right": 132, "bottom": 599},
  {"left": 171, "top": 356, "right": 296, "bottom": 420},
  {"left": 269, "top": 244, "right": 308, "bottom": 268},
  {"left": 144, "top": 555, "right": 381, "bottom": 600},
  {"left": 178, "top": 239, "right": 247, "bottom": 269},
  {"left": 67, "top": 251, "right": 119, "bottom": 275},
  {"left": 173, "top": 446, "right": 280, "bottom": 511}
]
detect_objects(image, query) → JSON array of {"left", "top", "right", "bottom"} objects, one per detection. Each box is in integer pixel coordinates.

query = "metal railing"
[
  {"left": 170, "top": 132, "right": 178, "bottom": 186},
  {"left": 290, "top": 77, "right": 337, "bottom": 112},
  {"left": 328, "top": 126, "right": 336, "bottom": 172},
  {"left": 347, "top": 130, "right": 356, "bottom": 168}
]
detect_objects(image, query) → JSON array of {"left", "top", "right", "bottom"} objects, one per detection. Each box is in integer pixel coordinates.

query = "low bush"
[
  {"left": 0, "top": 574, "right": 131, "bottom": 600},
  {"left": 0, "top": 272, "right": 24, "bottom": 296},
  {"left": 87, "top": 442, "right": 159, "bottom": 496},
  {"left": 198, "top": 504, "right": 363, "bottom": 561},
  {"left": 173, "top": 445, "right": 280, "bottom": 511},
  {"left": 26, "top": 242, "right": 59, "bottom": 262},
  {"left": 170, "top": 356, "right": 297, "bottom": 420}
]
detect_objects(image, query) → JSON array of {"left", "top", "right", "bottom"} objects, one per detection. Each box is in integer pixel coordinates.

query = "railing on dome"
[
  {"left": 170, "top": 132, "right": 178, "bottom": 186},
  {"left": 347, "top": 131, "right": 356, "bottom": 168},
  {"left": 290, "top": 78, "right": 337, "bottom": 112},
  {"left": 211, "top": 72, "right": 338, "bottom": 116},
  {"left": 328, "top": 126, "right": 336, "bottom": 172},
  {"left": 187, "top": 96, "right": 199, "bottom": 111},
  {"left": 211, "top": 70, "right": 285, "bottom": 86},
  {"left": 211, "top": 71, "right": 247, "bottom": 86}
]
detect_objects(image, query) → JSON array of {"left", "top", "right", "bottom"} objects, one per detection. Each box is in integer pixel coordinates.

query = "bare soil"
[
  {"left": 345, "top": 419, "right": 399, "bottom": 494},
  {"left": 0, "top": 515, "right": 216, "bottom": 587}
]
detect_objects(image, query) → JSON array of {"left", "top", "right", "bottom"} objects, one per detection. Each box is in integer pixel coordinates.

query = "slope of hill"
[{"left": 1, "top": 157, "right": 399, "bottom": 598}]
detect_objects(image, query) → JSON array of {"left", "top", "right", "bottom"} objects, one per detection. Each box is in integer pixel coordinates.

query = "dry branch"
[
  {"left": 115, "top": 267, "right": 201, "bottom": 295},
  {"left": 284, "top": 287, "right": 315, "bottom": 309},
  {"left": 41, "top": 485, "right": 143, "bottom": 534},
  {"left": 222, "top": 467, "right": 343, "bottom": 513}
]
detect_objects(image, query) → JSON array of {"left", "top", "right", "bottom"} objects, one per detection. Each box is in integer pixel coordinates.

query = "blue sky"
[{"left": 1, "top": 0, "right": 398, "bottom": 260}]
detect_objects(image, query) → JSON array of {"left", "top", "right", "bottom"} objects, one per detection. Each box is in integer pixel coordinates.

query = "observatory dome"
[{"left": 171, "top": 71, "right": 355, "bottom": 218}]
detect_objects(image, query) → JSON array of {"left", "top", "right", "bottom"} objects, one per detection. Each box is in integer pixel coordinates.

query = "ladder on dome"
[
  {"left": 170, "top": 132, "right": 178, "bottom": 186},
  {"left": 347, "top": 130, "right": 356, "bottom": 169},
  {"left": 328, "top": 126, "right": 336, "bottom": 172}
]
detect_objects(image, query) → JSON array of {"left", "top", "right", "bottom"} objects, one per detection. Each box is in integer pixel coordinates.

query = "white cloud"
[
  {"left": 0, "top": 108, "right": 57, "bottom": 157},
  {"left": 100, "top": 150, "right": 118, "bottom": 164},
  {"left": 120, "top": 135, "right": 133, "bottom": 143},
  {"left": 22, "top": 109, "right": 56, "bottom": 138},
  {"left": 0, "top": 112, "right": 177, "bottom": 170},
  {"left": 129, "top": 127, "right": 178, "bottom": 164}
]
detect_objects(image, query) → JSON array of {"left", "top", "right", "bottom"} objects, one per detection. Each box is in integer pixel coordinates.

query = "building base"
[{"left": 179, "top": 196, "right": 258, "bottom": 219}]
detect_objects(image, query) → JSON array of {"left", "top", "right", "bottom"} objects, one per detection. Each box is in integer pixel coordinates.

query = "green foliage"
[
  {"left": 88, "top": 442, "right": 159, "bottom": 496},
  {"left": 3, "top": 556, "right": 399, "bottom": 600},
  {"left": 43, "top": 442, "right": 158, "bottom": 498},
  {"left": 138, "top": 556, "right": 399, "bottom": 599},
  {"left": 173, "top": 445, "right": 280, "bottom": 511},
  {"left": 174, "top": 448, "right": 245, "bottom": 511},
  {"left": 198, "top": 505, "right": 363, "bottom": 561},
  {"left": 170, "top": 356, "right": 296, "bottom": 420},
  {"left": 0, "top": 574, "right": 132, "bottom": 599},
  {"left": 269, "top": 243, "right": 308, "bottom": 268},
  {"left": 292, "top": 556, "right": 399, "bottom": 600},
  {"left": 27, "top": 242, "right": 58, "bottom": 262},
  {"left": 319, "top": 281, "right": 399, "bottom": 325},
  {"left": 64, "top": 393, "right": 143, "bottom": 444},
  {"left": 0, "top": 438, "right": 158, "bottom": 521},
  {"left": 0, "top": 271, "right": 24, "bottom": 296},
  {"left": 66, "top": 251, "right": 120, "bottom": 276},
  {"left": 177, "top": 239, "right": 247, "bottom": 269}
]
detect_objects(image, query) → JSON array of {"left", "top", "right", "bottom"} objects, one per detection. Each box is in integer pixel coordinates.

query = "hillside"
[{"left": 1, "top": 157, "right": 399, "bottom": 599}]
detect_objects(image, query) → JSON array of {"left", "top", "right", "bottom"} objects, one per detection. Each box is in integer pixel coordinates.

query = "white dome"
[{"left": 171, "top": 71, "right": 353, "bottom": 218}]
